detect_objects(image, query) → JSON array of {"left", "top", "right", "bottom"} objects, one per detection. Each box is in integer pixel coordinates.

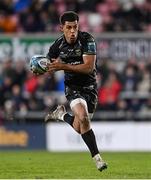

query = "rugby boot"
[
  {"left": 45, "top": 105, "right": 66, "bottom": 122},
  {"left": 93, "top": 154, "right": 108, "bottom": 172}
]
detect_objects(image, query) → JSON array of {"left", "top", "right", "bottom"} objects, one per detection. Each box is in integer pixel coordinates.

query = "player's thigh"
[
  {"left": 65, "top": 86, "right": 96, "bottom": 119},
  {"left": 82, "top": 89, "right": 98, "bottom": 117},
  {"left": 70, "top": 98, "right": 88, "bottom": 120}
]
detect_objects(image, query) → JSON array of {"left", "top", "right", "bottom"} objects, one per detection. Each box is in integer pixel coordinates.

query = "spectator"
[
  {"left": 137, "top": 69, "right": 151, "bottom": 93},
  {"left": 24, "top": 71, "right": 38, "bottom": 94},
  {"left": 121, "top": 66, "right": 139, "bottom": 91},
  {"left": 11, "top": 84, "right": 25, "bottom": 111},
  {"left": 98, "top": 71, "right": 122, "bottom": 110}
]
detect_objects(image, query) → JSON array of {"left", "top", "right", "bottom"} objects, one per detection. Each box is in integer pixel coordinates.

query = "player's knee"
[{"left": 77, "top": 113, "right": 89, "bottom": 125}]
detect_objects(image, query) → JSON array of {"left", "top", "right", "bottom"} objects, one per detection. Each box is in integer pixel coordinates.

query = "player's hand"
[{"left": 47, "top": 58, "right": 63, "bottom": 72}]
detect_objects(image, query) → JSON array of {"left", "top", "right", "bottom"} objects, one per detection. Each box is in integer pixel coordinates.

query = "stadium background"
[{"left": 0, "top": 0, "right": 151, "bottom": 178}]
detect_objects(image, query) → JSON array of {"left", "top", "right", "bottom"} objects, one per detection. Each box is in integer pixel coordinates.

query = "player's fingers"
[
  {"left": 47, "top": 67, "right": 55, "bottom": 72},
  {"left": 47, "top": 63, "right": 55, "bottom": 68},
  {"left": 47, "top": 63, "right": 56, "bottom": 70}
]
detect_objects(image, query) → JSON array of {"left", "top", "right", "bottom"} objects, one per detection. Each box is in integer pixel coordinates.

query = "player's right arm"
[{"left": 46, "top": 38, "right": 61, "bottom": 74}]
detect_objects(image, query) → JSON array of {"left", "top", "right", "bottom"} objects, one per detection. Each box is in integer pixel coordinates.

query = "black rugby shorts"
[{"left": 65, "top": 85, "right": 98, "bottom": 113}]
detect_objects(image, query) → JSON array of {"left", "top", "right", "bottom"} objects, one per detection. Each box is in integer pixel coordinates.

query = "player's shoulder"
[
  {"left": 79, "top": 31, "right": 95, "bottom": 42},
  {"left": 51, "top": 34, "right": 64, "bottom": 47}
]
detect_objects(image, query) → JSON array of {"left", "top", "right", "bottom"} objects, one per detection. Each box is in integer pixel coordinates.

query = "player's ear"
[{"left": 60, "top": 25, "right": 63, "bottom": 32}]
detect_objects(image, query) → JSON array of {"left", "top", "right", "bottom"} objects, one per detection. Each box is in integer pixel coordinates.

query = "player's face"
[{"left": 61, "top": 20, "right": 79, "bottom": 44}]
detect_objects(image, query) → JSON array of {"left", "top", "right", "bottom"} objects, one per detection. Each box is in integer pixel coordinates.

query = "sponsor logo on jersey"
[{"left": 75, "top": 49, "right": 82, "bottom": 56}]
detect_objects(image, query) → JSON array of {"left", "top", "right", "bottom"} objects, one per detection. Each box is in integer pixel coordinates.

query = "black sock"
[
  {"left": 64, "top": 113, "right": 74, "bottom": 127},
  {"left": 81, "top": 129, "right": 99, "bottom": 157}
]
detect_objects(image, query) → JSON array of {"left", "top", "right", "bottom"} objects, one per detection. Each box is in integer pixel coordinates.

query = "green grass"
[{"left": 0, "top": 151, "right": 150, "bottom": 179}]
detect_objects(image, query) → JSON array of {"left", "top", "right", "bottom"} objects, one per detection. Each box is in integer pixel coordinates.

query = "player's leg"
[
  {"left": 70, "top": 98, "right": 107, "bottom": 171},
  {"left": 45, "top": 99, "right": 107, "bottom": 171},
  {"left": 45, "top": 86, "right": 82, "bottom": 133},
  {"left": 45, "top": 104, "right": 81, "bottom": 133},
  {"left": 44, "top": 86, "right": 107, "bottom": 171},
  {"left": 70, "top": 98, "right": 90, "bottom": 134}
]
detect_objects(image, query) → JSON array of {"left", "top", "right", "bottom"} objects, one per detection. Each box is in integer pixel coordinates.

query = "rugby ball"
[{"left": 30, "top": 55, "right": 50, "bottom": 75}]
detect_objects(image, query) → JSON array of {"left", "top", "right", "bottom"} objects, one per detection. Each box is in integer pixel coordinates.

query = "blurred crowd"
[
  {"left": 0, "top": 57, "right": 151, "bottom": 124},
  {"left": 97, "top": 58, "right": 151, "bottom": 113},
  {"left": 0, "top": 58, "right": 62, "bottom": 124},
  {"left": 0, "top": 0, "right": 151, "bottom": 33}
]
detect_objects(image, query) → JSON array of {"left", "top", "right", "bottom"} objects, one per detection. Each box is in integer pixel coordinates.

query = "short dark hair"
[{"left": 60, "top": 11, "right": 79, "bottom": 25}]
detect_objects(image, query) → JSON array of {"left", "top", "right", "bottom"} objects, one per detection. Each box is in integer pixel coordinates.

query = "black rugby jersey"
[{"left": 47, "top": 31, "right": 97, "bottom": 87}]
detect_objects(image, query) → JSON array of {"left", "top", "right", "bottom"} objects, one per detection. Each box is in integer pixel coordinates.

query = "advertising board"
[
  {"left": 1, "top": 33, "right": 151, "bottom": 61},
  {"left": 46, "top": 122, "right": 151, "bottom": 152},
  {"left": 0, "top": 124, "right": 46, "bottom": 150}
]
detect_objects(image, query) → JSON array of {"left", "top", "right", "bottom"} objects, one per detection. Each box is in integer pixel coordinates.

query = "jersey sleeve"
[
  {"left": 46, "top": 40, "right": 60, "bottom": 61},
  {"left": 82, "top": 33, "right": 97, "bottom": 55}
]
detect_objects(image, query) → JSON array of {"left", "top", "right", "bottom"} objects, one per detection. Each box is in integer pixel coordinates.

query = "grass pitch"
[{"left": 0, "top": 151, "right": 150, "bottom": 179}]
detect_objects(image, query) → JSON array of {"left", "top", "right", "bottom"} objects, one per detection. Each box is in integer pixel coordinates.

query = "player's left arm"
[{"left": 48, "top": 54, "right": 96, "bottom": 74}]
